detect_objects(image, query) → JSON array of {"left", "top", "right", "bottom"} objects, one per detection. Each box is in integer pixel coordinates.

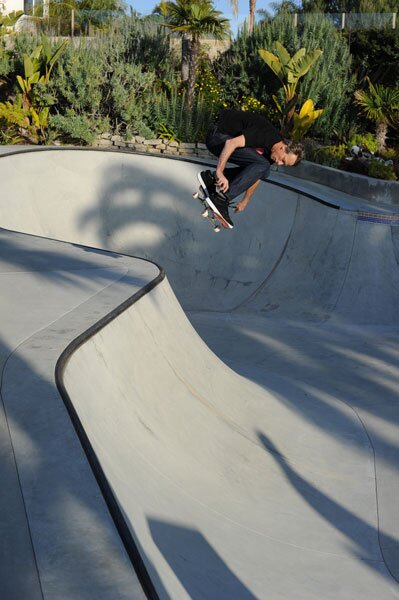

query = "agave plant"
[{"left": 354, "top": 78, "right": 399, "bottom": 152}]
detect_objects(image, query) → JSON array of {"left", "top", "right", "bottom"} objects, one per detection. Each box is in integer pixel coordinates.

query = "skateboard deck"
[{"left": 193, "top": 183, "right": 230, "bottom": 232}]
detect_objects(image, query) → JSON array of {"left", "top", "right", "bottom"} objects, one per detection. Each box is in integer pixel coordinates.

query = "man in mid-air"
[{"left": 199, "top": 109, "right": 304, "bottom": 229}]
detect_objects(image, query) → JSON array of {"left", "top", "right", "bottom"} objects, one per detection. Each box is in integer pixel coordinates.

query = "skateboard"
[{"left": 192, "top": 184, "right": 229, "bottom": 233}]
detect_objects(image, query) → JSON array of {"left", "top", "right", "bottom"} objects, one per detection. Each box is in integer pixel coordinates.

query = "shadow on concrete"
[
  {"left": 73, "top": 154, "right": 399, "bottom": 588},
  {"left": 148, "top": 518, "right": 258, "bottom": 600},
  {"left": 0, "top": 334, "right": 144, "bottom": 599},
  {"left": 76, "top": 157, "right": 266, "bottom": 310},
  {"left": 0, "top": 228, "right": 125, "bottom": 287},
  {"left": 2, "top": 150, "right": 398, "bottom": 596},
  {"left": 191, "top": 314, "right": 399, "bottom": 475},
  {"left": 257, "top": 430, "right": 399, "bottom": 584}
]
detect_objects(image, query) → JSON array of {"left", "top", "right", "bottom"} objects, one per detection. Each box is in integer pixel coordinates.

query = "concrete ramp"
[
  {"left": 0, "top": 149, "right": 398, "bottom": 599},
  {"left": 62, "top": 276, "right": 399, "bottom": 600}
]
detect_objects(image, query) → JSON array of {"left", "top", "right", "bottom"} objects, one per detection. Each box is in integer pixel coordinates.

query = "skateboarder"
[{"left": 199, "top": 109, "right": 304, "bottom": 228}]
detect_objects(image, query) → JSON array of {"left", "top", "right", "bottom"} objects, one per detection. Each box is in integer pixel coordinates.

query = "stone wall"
[{"left": 93, "top": 133, "right": 214, "bottom": 160}]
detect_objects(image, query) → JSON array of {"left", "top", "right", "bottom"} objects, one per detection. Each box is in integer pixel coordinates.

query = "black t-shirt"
[{"left": 217, "top": 109, "right": 282, "bottom": 151}]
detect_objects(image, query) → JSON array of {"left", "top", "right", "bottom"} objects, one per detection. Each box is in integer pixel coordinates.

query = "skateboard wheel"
[
  {"left": 202, "top": 209, "right": 209, "bottom": 218},
  {"left": 193, "top": 192, "right": 199, "bottom": 199},
  {"left": 214, "top": 226, "right": 221, "bottom": 233}
]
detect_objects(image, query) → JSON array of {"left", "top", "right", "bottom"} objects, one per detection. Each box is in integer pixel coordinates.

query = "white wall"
[{"left": 2, "top": 0, "right": 24, "bottom": 14}]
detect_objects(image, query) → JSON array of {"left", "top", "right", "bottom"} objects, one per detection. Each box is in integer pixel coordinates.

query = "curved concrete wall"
[
  {"left": 281, "top": 160, "right": 399, "bottom": 206},
  {"left": 0, "top": 148, "right": 398, "bottom": 323},
  {"left": 1, "top": 149, "right": 399, "bottom": 599},
  {"left": 62, "top": 277, "right": 396, "bottom": 600}
]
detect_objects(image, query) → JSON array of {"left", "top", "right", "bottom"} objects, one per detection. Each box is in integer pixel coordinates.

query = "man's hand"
[
  {"left": 216, "top": 172, "right": 229, "bottom": 193},
  {"left": 215, "top": 134, "right": 245, "bottom": 194},
  {"left": 234, "top": 199, "right": 248, "bottom": 213},
  {"left": 233, "top": 179, "right": 260, "bottom": 213}
]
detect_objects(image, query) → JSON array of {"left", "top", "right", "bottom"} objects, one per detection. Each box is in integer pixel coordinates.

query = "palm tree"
[
  {"left": 229, "top": 0, "right": 238, "bottom": 17},
  {"left": 270, "top": 0, "right": 299, "bottom": 15},
  {"left": 354, "top": 78, "right": 399, "bottom": 151},
  {"left": 161, "top": 0, "right": 229, "bottom": 107},
  {"left": 230, "top": 0, "right": 257, "bottom": 34},
  {"left": 230, "top": 0, "right": 257, "bottom": 35},
  {"left": 248, "top": 0, "right": 256, "bottom": 33}
]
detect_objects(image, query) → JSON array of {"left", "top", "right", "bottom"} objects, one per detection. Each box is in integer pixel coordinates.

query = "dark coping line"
[
  {"left": 0, "top": 223, "right": 164, "bottom": 600},
  {"left": 54, "top": 253, "right": 165, "bottom": 600}
]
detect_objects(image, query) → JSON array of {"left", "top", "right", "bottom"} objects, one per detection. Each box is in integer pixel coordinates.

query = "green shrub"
[
  {"left": 195, "top": 55, "right": 227, "bottom": 117},
  {"left": 152, "top": 89, "right": 213, "bottom": 143},
  {"left": 214, "top": 14, "right": 299, "bottom": 111},
  {"left": 379, "top": 147, "right": 398, "bottom": 161},
  {"left": 348, "top": 133, "right": 379, "bottom": 153},
  {"left": 0, "top": 34, "right": 39, "bottom": 102},
  {"left": 304, "top": 141, "right": 347, "bottom": 168},
  {"left": 301, "top": 137, "right": 322, "bottom": 161},
  {"left": 348, "top": 28, "right": 399, "bottom": 88},
  {"left": 49, "top": 110, "right": 107, "bottom": 145},
  {"left": 214, "top": 13, "right": 354, "bottom": 139},
  {"left": 105, "top": 16, "right": 178, "bottom": 86},
  {"left": 0, "top": 39, "right": 14, "bottom": 86},
  {"left": 50, "top": 42, "right": 105, "bottom": 120},
  {"left": 108, "top": 62, "right": 156, "bottom": 129},
  {"left": 297, "top": 15, "right": 355, "bottom": 139},
  {"left": 47, "top": 14, "right": 178, "bottom": 142},
  {"left": 368, "top": 158, "right": 397, "bottom": 181}
]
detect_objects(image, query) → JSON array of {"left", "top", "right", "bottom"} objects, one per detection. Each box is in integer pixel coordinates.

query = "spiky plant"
[{"left": 354, "top": 78, "right": 399, "bottom": 151}]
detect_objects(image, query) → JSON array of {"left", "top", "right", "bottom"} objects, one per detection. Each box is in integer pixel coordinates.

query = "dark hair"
[{"left": 285, "top": 140, "right": 305, "bottom": 165}]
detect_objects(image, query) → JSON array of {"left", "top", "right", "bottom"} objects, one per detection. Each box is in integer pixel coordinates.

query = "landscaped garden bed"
[{"left": 0, "top": 5, "right": 397, "bottom": 181}]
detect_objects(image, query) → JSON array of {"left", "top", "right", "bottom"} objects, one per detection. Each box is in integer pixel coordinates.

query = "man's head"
[{"left": 270, "top": 140, "right": 304, "bottom": 166}]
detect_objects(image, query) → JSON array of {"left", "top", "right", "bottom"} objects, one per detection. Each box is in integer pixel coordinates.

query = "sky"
[{"left": 129, "top": 1, "right": 279, "bottom": 33}]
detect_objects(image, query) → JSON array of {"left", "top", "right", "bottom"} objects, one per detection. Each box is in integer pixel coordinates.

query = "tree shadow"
[
  {"left": 75, "top": 155, "right": 274, "bottom": 310},
  {"left": 0, "top": 331, "right": 146, "bottom": 599},
  {"left": 147, "top": 518, "right": 259, "bottom": 600},
  {"left": 2, "top": 149, "right": 399, "bottom": 596},
  {"left": 0, "top": 227, "right": 127, "bottom": 287},
  {"left": 189, "top": 311, "right": 399, "bottom": 584},
  {"left": 257, "top": 430, "right": 399, "bottom": 584},
  {"left": 0, "top": 227, "right": 159, "bottom": 598},
  {"left": 190, "top": 313, "right": 399, "bottom": 472}
]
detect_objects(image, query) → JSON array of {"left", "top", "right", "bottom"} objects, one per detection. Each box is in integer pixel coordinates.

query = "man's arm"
[
  {"left": 234, "top": 179, "right": 261, "bottom": 213},
  {"left": 215, "top": 135, "right": 245, "bottom": 193}
]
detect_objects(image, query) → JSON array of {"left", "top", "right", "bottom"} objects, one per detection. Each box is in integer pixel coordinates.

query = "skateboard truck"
[{"left": 193, "top": 191, "right": 222, "bottom": 232}]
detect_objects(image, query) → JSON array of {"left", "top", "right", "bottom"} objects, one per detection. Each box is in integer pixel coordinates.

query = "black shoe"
[
  {"left": 198, "top": 170, "right": 216, "bottom": 197},
  {"left": 207, "top": 191, "right": 234, "bottom": 229}
]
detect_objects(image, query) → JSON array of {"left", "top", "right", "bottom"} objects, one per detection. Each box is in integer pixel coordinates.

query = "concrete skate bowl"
[{"left": 1, "top": 148, "right": 399, "bottom": 600}]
